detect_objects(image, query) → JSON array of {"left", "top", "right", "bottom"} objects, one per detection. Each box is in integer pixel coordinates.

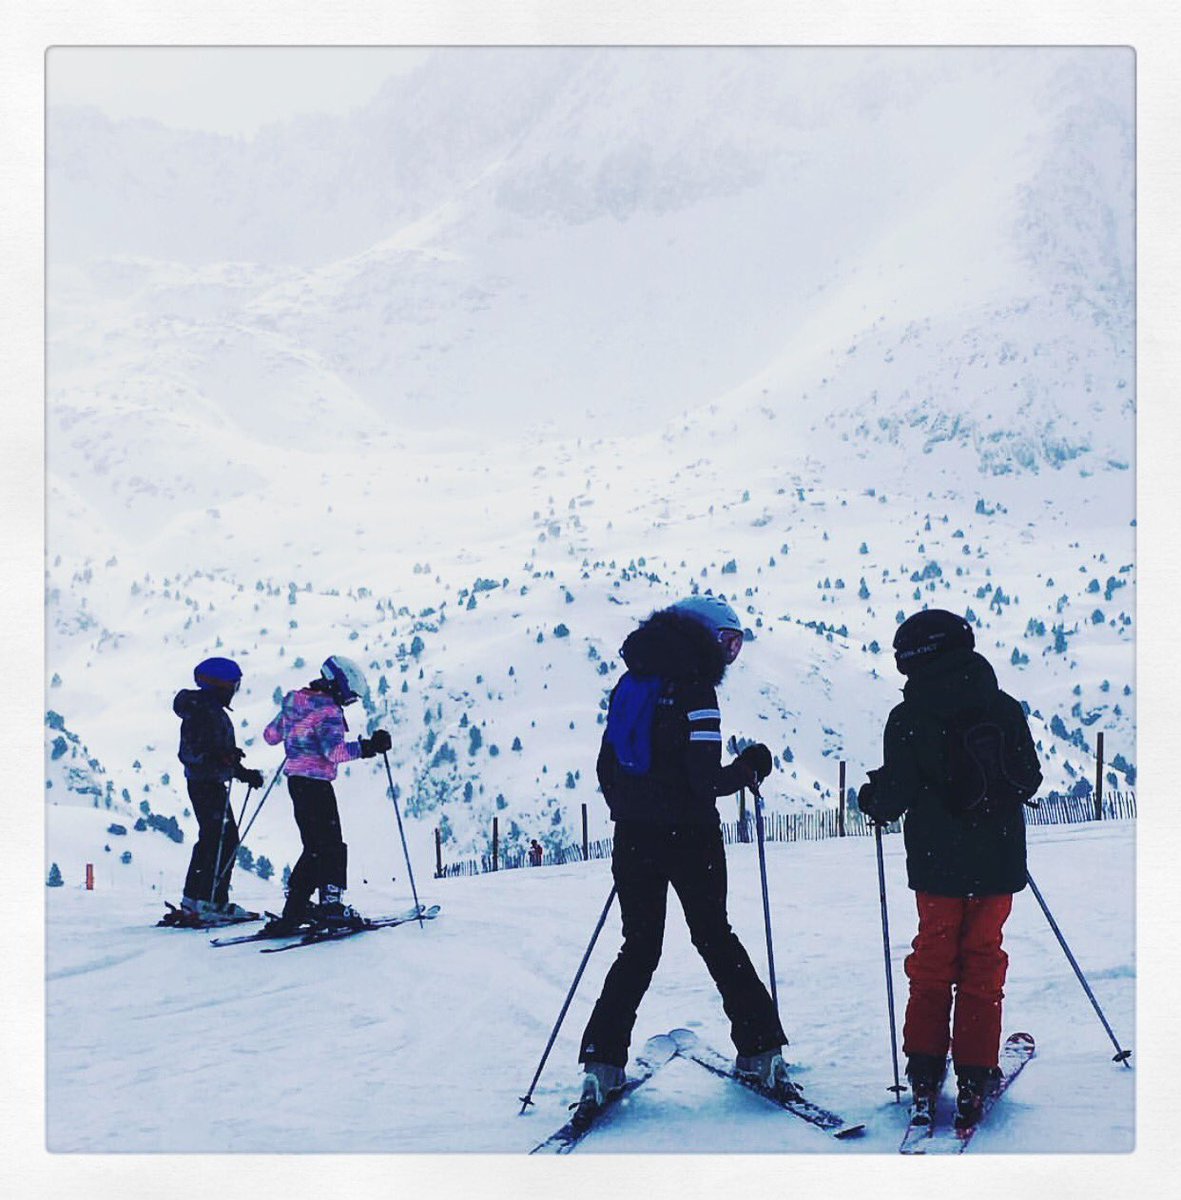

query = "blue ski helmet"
[
  {"left": 320, "top": 654, "right": 369, "bottom": 706},
  {"left": 892, "top": 609, "right": 974, "bottom": 674},
  {"left": 670, "top": 595, "right": 745, "bottom": 663},
  {"left": 670, "top": 595, "right": 743, "bottom": 635},
  {"left": 193, "top": 656, "right": 242, "bottom": 693}
]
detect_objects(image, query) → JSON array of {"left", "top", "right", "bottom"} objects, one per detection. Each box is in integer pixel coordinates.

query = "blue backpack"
[{"left": 604, "top": 674, "right": 666, "bottom": 776}]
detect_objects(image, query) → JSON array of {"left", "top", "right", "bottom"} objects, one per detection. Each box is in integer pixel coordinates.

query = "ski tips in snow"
[
  {"left": 208, "top": 903, "right": 440, "bottom": 949},
  {"left": 899, "top": 1032, "right": 1035, "bottom": 1154},
  {"left": 670, "top": 1027, "right": 865, "bottom": 1139},
  {"left": 531, "top": 1026, "right": 865, "bottom": 1152},
  {"left": 529, "top": 1032, "right": 681, "bottom": 1154},
  {"left": 259, "top": 903, "right": 441, "bottom": 952},
  {"left": 635, "top": 1032, "right": 679, "bottom": 1069}
]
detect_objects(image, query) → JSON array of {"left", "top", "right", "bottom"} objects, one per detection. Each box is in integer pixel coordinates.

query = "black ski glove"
[
  {"left": 857, "top": 779, "right": 876, "bottom": 808},
  {"left": 359, "top": 729, "right": 392, "bottom": 758},
  {"left": 736, "top": 743, "right": 773, "bottom": 785},
  {"left": 237, "top": 766, "right": 265, "bottom": 789}
]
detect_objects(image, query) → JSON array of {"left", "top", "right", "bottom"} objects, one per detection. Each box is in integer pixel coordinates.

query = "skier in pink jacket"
[{"left": 262, "top": 655, "right": 391, "bottom": 932}]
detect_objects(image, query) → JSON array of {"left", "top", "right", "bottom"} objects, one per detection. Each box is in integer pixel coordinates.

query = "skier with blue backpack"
[{"left": 577, "top": 596, "right": 784, "bottom": 1113}]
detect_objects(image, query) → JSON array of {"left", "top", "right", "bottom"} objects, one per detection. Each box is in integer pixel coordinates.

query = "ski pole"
[
  {"left": 208, "top": 780, "right": 239, "bottom": 905},
  {"left": 212, "top": 759, "right": 285, "bottom": 898},
  {"left": 875, "top": 821, "right": 906, "bottom": 1100},
  {"left": 1026, "top": 870, "right": 1132, "bottom": 1066},
  {"left": 750, "top": 782, "right": 780, "bottom": 1016},
  {"left": 518, "top": 884, "right": 617, "bottom": 1115},
  {"left": 381, "top": 751, "right": 424, "bottom": 928}
]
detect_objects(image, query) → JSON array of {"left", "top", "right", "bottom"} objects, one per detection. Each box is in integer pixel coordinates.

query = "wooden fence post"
[
  {"left": 492, "top": 816, "right": 499, "bottom": 871},
  {"left": 838, "top": 760, "right": 846, "bottom": 837},
  {"left": 581, "top": 804, "right": 589, "bottom": 860},
  {"left": 1094, "top": 732, "right": 1105, "bottom": 821},
  {"left": 435, "top": 827, "right": 443, "bottom": 879}
]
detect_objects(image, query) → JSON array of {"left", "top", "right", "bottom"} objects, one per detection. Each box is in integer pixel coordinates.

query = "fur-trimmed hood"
[{"left": 619, "top": 608, "right": 729, "bottom": 686}]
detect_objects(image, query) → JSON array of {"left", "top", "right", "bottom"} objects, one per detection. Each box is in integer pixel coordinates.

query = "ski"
[
  {"left": 920, "top": 1033, "right": 1036, "bottom": 1155},
  {"left": 209, "top": 913, "right": 310, "bottom": 947},
  {"left": 669, "top": 1027, "right": 865, "bottom": 1139},
  {"left": 529, "top": 1033, "right": 679, "bottom": 1154},
  {"left": 259, "top": 904, "right": 441, "bottom": 952},
  {"left": 898, "top": 1057, "right": 951, "bottom": 1154},
  {"left": 158, "top": 901, "right": 260, "bottom": 929}
]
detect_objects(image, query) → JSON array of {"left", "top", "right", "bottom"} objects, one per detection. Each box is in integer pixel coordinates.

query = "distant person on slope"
[
  {"left": 857, "top": 609, "right": 1042, "bottom": 1128},
  {"left": 578, "top": 596, "right": 784, "bottom": 1114},
  {"left": 170, "top": 657, "right": 265, "bottom": 925},
  {"left": 262, "top": 655, "right": 391, "bottom": 933}
]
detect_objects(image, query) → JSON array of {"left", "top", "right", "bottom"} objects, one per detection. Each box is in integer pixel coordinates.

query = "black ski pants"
[
  {"left": 283, "top": 775, "right": 348, "bottom": 918},
  {"left": 580, "top": 820, "right": 786, "bottom": 1068},
  {"left": 182, "top": 778, "right": 239, "bottom": 906}
]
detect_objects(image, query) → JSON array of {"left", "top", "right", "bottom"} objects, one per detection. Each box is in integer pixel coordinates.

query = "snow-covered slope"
[{"left": 45, "top": 817, "right": 1134, "bottom": 1153}]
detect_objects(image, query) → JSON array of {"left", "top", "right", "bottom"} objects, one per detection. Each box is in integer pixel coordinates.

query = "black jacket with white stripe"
[{"left": 596, "top": 608, "right": 750, "bottom": 826}]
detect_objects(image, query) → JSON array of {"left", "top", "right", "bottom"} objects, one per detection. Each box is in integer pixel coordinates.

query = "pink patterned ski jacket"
[{"left": 263, "top": 687, "right": 362, "bottom": 781}]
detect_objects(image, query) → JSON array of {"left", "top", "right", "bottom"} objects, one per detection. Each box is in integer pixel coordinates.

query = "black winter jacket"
[
  {"left": 174, "top": 688, "right": 244, "bottom": 784},
  {"left": 858, "top": 648, "right": 1042, "bottom": 897},
  {"left": 596, "top": 610, "right": 750, "bottom": 825}
]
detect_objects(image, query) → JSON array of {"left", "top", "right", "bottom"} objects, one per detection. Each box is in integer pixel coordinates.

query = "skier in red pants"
[{"left": 858, "top": 610, "right": 1041, "bottom": 1126}]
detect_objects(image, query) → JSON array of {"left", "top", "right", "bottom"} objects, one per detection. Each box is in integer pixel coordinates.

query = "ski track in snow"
[{"left": 45, "top": 821, "right": 1134, "bottom": 1154}]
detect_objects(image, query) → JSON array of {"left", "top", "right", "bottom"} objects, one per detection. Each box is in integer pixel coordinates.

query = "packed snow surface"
[{"left": 46, "top": 817, "right": 1133, "bottom": 1154}]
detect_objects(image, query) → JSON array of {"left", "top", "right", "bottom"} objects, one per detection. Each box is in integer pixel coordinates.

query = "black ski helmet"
[
  {"left": 892, "top": 610, "right": 974, "bottom": 674},
  {"left": 193, "top": 656, "right": 243, "bottom": 693}
]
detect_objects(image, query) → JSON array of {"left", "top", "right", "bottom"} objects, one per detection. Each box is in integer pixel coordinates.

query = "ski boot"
[
  {"left": 315, "top": 885, "right": 367, "bottom": 929},
  {"left": 906, "top": 1053, "right": 945, "bottom": 1126},
  {"left": 315, "top": 902, "right": 367, "bottom": 929},
  {"left": 571, "top": 1061, "right": 626, "bottom": 1131},
  {"left": 954, "top": 1065, "right": 1001, "bottom": 1130},
  {"left": 260, "top": 900, "right": 313, "bottom": 937},
  {"left": 161, "top": 896, "right": 218, "bottom": 927},
  {"left": 736, "top": 1047, "right": 799, "bottom": 1102}
]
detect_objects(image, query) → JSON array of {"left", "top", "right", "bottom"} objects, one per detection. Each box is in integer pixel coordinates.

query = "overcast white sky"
[{"left": 46, "top": 46, "right": 430, "bottom": 137}]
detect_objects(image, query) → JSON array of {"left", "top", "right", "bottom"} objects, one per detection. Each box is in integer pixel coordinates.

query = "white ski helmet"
[{"left": 320, "top": 654, "right": 369, "bottom": 706}]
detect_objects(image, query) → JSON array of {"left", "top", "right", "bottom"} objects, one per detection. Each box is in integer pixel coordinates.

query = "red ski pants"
[{"left": 902, "top": 892, "right": 1013, "bottom": 1070}]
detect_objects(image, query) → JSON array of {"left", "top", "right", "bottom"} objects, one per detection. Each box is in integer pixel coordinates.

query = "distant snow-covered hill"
[{"left": 48, "top": 47, "right": 1132, "bottom": 437}]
